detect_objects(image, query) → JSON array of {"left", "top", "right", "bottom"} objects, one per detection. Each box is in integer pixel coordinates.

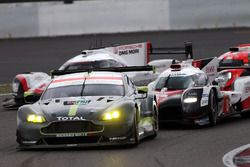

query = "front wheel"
[
  {"left": 16, "top": 130, "right": 23, "bottom": 144},
  {"left": 152, "top": 102, "right": 159, "bottom": 138},
  {"left": 241, "top": 112, "right": 250, "bottom": 118},
  {"left": 132, "top": 113, "right": 139, "bottom": 146},
  {"left": 13, "top": 79, "right": 25, "bottom": 106},
  {"left": 208, "top": 89, "right": 218, "bottom": 126}
]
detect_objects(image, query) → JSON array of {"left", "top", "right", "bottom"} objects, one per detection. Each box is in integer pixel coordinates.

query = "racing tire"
[
  {"left": 16, "top": 130, "right": 23, "bottom": 144},
  {"left": 132, "top": 113, "right": 139, "bottom": 146},
  {"left": 152, "top": 102, "right": 159, "bottom": 138},
  {"left": 208, "top": 89, "right": 218, "bottom": 126},
  {"left": 241, "top": 112, "right": 250, "bottom": 118},
  {"left": 13, "top": 79, "right": 25, "bottom": 106}
]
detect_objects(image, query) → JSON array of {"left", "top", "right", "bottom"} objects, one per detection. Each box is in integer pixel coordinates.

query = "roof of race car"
[
  {"left": 159, "top": 62, "right": 204, "bottom": 78},
  {"left": 218, "top": 44, "right": 250, "bottom": 61},
  {"left": 238, "top": 44, "right": 250, "bottom": 51},
  {"left": 59, "top": 51, "right": 127, "bottom": 68},
  {"left": 48, "top": 71, "right": 124, "bottom": 88}
]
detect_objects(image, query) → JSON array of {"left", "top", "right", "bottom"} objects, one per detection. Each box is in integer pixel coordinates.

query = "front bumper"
[
  {"left": 158, "top": 98, "right": 209, "bottom": 125},
  {"left": 17, "top": 120, "right": 136, "bottom": 149}
]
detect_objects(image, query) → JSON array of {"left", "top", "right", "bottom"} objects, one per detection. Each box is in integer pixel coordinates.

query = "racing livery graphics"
[
  {"left": 148, "top": 61, "right": 222, "bottom": 126},
  {"left": 3, "top": 42, "right": 192, "bottom": 108},
  {"left": 148, "top": 59, "right": 248, "bottom": 126},
  {"left": 213, "top": 44, "right": 250, "bottom": 117},
  {"left": 16, "top": 70, "right": 158, "bottom": 149},
  {"left": 3, "top": 42, "right": 151, "bottom": 108}
]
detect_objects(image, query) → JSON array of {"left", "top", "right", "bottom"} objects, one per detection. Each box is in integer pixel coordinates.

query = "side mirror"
[
  {"left": 161, "top": 87, "right": 168, "bottom": 92},
  {"left": 147, "top": 81, "right": 155, "bottom": 92},
  {"left": 137, "top": 86, "right": 148, "bottom": 94},
  {"left": 135, "top": 86, "right": 148, "bottom": 99},
  {"left": 214, "top": 77, "right": 225, "bottom": 83},
  {"left": 214, "top": 76, "right": 226, "bottom": 88},
  {"left": 24, "top": 92, "right": 40, "bottom": 103}
]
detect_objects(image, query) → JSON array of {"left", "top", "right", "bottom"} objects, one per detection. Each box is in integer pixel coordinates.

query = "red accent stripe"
[
  {"left": 146, "top": 42, "right": 151, "bottom": 64},
  {"left": 238, "top": 43, "right": 250, "bottom": 47},
  {"left": 192, "top": 60, "right": 202, "bottom": 68},
  {"left": 53, "top": 76, "right": 122, "bottom": 83},
  {"left": 16, "top": 75, "right": 29, "bottom": 91},
  {"left": 241, "top": 96, "right": 250, "bottom": 110},
  {"left": 85, "top": 76, "right": 122, "bottom": 80},
  {"left": 53, "top": 77, "right": 85, "bottom": 83}
]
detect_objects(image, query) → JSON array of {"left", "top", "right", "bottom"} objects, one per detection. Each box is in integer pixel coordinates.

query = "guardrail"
[{"left": 0, "top": 0, "right": 249, "bottom": 38}]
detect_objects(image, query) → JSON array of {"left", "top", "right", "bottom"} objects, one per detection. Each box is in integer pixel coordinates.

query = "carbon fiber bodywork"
[
  {"left": 159, "top": 89, "right": 208, "bottom": 124},
  {"left": 157, "top": 87, "right": 222, "bottom": 125}
]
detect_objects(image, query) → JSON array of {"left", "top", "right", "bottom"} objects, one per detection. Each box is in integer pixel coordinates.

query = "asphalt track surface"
[{"left": 1, "top": 28, "right": 250, "bottom": 167}]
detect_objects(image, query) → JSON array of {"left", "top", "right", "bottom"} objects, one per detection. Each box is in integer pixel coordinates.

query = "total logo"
[{"left": 57, "top": 116, "right": 85, "bottom": 121}]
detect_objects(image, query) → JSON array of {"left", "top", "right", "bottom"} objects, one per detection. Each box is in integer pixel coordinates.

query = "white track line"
[
  {"left": 0, "top": 93, "right": 12, "bottom": 97},
  {"left": 223, "top": 144, "right": 250, "bottom": 167}
]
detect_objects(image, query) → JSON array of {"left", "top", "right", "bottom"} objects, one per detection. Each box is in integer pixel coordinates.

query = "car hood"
[{"left": 39, "top": 96, "right": 123, "bottom": 121}]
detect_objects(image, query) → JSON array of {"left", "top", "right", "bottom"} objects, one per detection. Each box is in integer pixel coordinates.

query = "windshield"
[
  {"left": 42, "top": 84, "right": 124, "bottom": 100},
  {"left": 62, "top": 60, "right": 125, "bottom": 70},
  {"left": 155, "top": 76, "right": 194, "bottom": 90},
  {"left": 219, "top": 59, "right": 244, "bottom": 67}
]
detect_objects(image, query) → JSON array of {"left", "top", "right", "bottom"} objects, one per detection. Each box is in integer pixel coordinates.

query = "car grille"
[
  {"left": 159, "top": 106, "right": 183, "bottom": 120},
  {"left": 41, "top": 121, "right": 103, "bottom": 134},
  {"left": 44, "top": 136, "right": 101, "bottom": 145}
]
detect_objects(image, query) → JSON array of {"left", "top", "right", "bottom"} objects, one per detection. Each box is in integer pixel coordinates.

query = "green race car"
[{"left": 17, "top": 70, "right": 158, "bottom": 149}]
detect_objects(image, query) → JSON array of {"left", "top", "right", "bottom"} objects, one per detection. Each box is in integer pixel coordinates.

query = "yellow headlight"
[
  {"left": 112, "top": 111, "right": 120, "bottom": 118},
  {"left": 102, "top": 110, "right": 120, "bottom": 120},
  {"left": 27, "top": 114, "right": 46, "bottom": 123}
]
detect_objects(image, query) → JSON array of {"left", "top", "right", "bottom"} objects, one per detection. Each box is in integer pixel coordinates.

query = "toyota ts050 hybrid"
[
  {"left": 16, "top": 67, "right": 158, "bottom": 149},
  {"left": 3, "top": 42, "right": 192, "bottom": 108},
  {"left": 148, "top": 58, "right": 248, "bottom": 126},
  {"left": 213, "top": 44, "right": 250, "bottom": 117},
  {"left": 192, "top": 44, "right": 250, "bottom": 119},
  {"left": 206, "top": 44, "right": 250, "bottom": 117},
  {"left": 192, "top": 44, "right": 250, "bottom": 91}
]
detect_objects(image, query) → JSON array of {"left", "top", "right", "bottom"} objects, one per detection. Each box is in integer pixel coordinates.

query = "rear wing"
[
  {"left": 147, "top": 42, "right": 193, "bottom": 74},
  {"left": 149, "top": 42, "right": 193, "bottom": 59},
  {"left": 51, "top": 66, "right": 154, "bottom": 78},
  {"left": 84, "top": 42, "right": 149, "bottom": 66},
  {"left": 82, "top": 42, "right": 193, "bottom": 67}
]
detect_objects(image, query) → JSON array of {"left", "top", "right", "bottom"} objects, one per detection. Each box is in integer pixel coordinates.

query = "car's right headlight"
[
  {"left": 26, "top": 114, "right": 46, "bottom": 123},
  {"left": 183, "top": 97, "right": 197, "bottom": 103},
  {"left": 183, "top": 90, "right": 198, "bottom": 103},
  {"left": 101, "top": 110, "right": 121, "bottom": 121}
]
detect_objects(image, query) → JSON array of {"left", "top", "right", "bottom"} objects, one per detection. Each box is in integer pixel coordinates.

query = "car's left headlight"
[
  {"left": 101, "top": 110, "right": 121, "bottom": 121},
  {"left": 27, "top": 114, "right": 46, "bottom": 123},
  {"left": 183, "top": 97, "right": 197, "bottom": 103}
]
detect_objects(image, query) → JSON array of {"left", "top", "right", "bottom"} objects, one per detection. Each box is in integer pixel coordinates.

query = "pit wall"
[{"left": 0, "top": 0, "right": 249, "bottom": 38}]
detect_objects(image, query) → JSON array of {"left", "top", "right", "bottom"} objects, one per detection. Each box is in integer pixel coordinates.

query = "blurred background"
[
  {"left": 0, "top": 0, "right": 250, "bottom": 83},
  {"left": 0, "top": 0, "right": 249, "bottom": 38}
]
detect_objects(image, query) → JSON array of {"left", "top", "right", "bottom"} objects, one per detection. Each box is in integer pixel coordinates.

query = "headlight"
[
  {"left": 27, "top": 114, "right": 46, "bottom": 123},
  {"left": 183, "top": 97, "right": 197, "bottom": 103},
  {"left": 102, "top": 110, "right": 120, "bottom": 121},
  {"left": 12, "top": 82, "right": 19, "bottom": 93}
]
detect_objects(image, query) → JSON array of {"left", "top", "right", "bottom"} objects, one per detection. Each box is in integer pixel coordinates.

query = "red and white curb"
[{"left": 223, "top": 144, "right": 250, "bottom": 167}]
